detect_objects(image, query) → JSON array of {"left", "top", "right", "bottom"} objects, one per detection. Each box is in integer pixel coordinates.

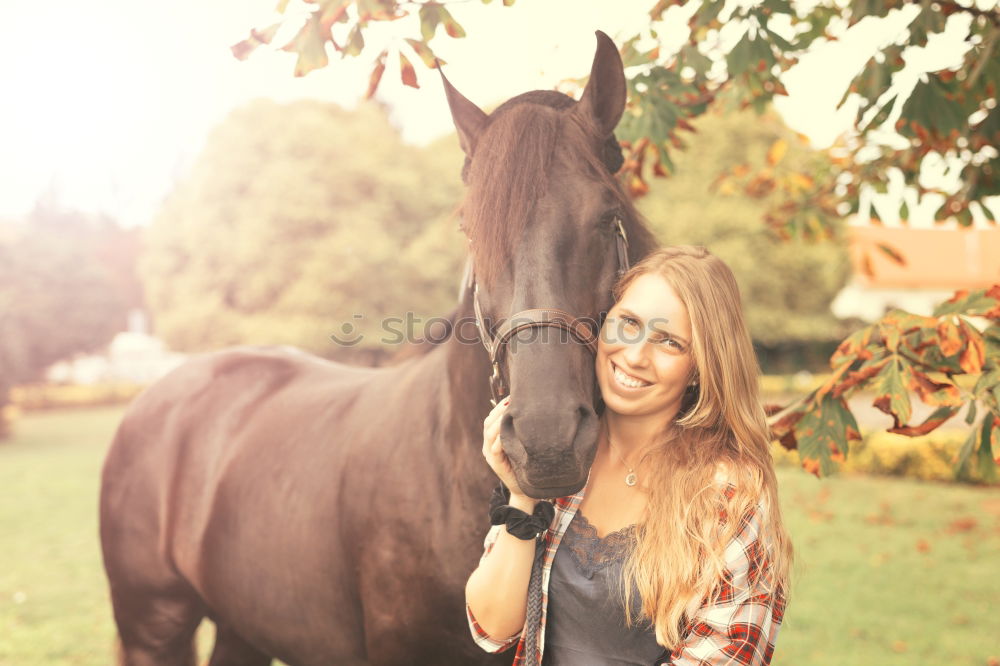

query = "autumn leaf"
[
  {"left": 985, "top": 285, "right": 1000, "bottom": 319},
  {"left": 366, "top": 50, "right": 387, "bottom": 99},
  {"left": 934, "top": 286, "right": 1000, "bottom": 318},
  {"left": 419, "top": 3, "right": 442, "bottom": 41},
  {"left": 766, "top": 138, "right": 788, "bottom": 166},
  {"left": 832, "top": 357, "right": 889, "bottom": 398},
  {"left": 770, "top": 403, "right": 807, "bottom": 450},
  {"left": 794, "top": 394, "right": 859, "bottom": 475},
  {"left": 877, "top": 317, "right": 903, "bottom": 353},
  {"left": 816, "top": 361, "right": 852, "bottom": 399},
  {"left": 745, "top": 172, "right": 776, "bottom": 197},
  {"left": 876, "top": 242, "right": 906, "bottom": 266},
  {"left": 908, "top": 366, "right": 962, "bottom": 406},
  {"left": 955, "top": 423, "right": 979, "bottom": 475},
  {"left": 399, "top": 51, "right": 418, "bottom": 88},
  {"left": 404, "top": 38, "right": 440, "bottom": 68},
  {"left": 788, "top": 171, "right": 814, "bottom": 192},
  {"left": 937, "top": 318, "right": 963, "bottom": 356},
  {"left": 231, "top": 22, "right": 282, "bottom": 61},
  {"left": 991, "top": 416, "right": 1000, "bottom": 453},
  {"left": 439, "top": 5, "right": 466, "bottom": 38},
  {"left": 831, "top": 325, "right": 874, "bottom": 369},
  {"left": 945, "top": 516, "right": 977, "bottom": 533},
  {"left": 888, "top": 404, "right": 960, "bottom": 436},
  {"left": 977, "top": 414, "right": 997, "bottom": 481},
  {"left": 281, "top": 13, "right": 331, "bottom": 77},
  {"left": 958, "top": 321, "right": 985, "bottom": 374},
  {"left": 801, "top": 456, "right": 821, "bottom": 478},
  {"left": 627, "top": 174, "right": 650, "bottom": 197},
  {"left": 872, "top": 358, "right": 911, "bottom": 428},
  {"left": 860, "top": 251, "right": 874, "bottom": 279}
]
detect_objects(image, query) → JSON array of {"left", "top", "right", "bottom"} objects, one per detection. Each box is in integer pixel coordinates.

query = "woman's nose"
[{"left": 621, "top": 337, "right": 649, "bottom": 368}]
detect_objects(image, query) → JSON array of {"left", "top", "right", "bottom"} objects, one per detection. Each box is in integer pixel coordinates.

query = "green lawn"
[{"left": 1, "top": 407, "right": 998, "bottom": 665}]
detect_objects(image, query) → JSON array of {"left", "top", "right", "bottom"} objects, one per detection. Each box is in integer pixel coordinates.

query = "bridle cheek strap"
[{"left": 470, "top": 217, "right": 630, "bottom": 405}]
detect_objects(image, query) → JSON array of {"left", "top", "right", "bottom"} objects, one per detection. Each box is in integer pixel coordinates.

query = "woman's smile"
[{"left": 610, "top": 359, "right": 653, "bottom": 391}]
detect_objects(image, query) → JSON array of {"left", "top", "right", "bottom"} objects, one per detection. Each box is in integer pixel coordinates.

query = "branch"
[
  {"left": 935, "top": 0, "right": 1000, "bottom": 26},
  {"left": 673, "top": 90, "right": 718, "bottom": 108}
]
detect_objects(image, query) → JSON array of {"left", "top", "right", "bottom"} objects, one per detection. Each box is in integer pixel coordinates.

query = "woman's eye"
[{"left": 655, "top": 336, "right": 684, "bottom": 352}]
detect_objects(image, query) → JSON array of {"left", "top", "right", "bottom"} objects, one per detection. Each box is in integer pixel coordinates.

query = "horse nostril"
[{"left": 500, "top": 410, "right": 516, "bottom": 436}]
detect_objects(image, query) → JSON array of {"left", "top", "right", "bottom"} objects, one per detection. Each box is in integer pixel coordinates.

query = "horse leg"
[
  {"left": 111, "top": 584, "right": 204, "bottom": 666},
  {"left": 207, "top": 623, "right": 272, "bottom": 666}
]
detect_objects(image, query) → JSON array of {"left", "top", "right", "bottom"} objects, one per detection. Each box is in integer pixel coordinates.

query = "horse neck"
[{"left": 427, "top": 282, "right": 498, "bottom": 492}]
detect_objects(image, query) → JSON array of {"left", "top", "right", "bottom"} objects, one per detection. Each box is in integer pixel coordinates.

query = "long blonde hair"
[{"left": 614, "top": 245, "right": 793, "bottom": 648}]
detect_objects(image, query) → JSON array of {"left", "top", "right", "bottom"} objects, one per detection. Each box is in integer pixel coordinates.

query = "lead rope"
[{"left": 522, "top": 537, "right": 547, "bottom": 662}]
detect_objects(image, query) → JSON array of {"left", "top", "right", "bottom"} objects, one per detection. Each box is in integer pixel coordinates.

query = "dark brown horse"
[{"left": 100, "top": 32, "right": 655, "bottom": 666}]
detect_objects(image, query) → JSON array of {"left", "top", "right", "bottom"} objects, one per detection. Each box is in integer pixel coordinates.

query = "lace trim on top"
[{"left": 564, "top": 511, "right": 638, "bottom": 580}]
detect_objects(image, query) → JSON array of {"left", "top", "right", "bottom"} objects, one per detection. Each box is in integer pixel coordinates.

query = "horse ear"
[
  {"left": 575, "top": 31, "right": 626, "bottom": 137},
  {"left": 438, "top": 64, "right": 488, "bottom": 156}
]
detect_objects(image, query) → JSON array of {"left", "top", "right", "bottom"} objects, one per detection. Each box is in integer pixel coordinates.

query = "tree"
[
  {"left": 0, "top": 205, "right": 133, "bottom": 438},
  {"left": 142, "top": 99, "right": 466, "bottom": 362},
  {"left": 232, "top": 0, "right": 1000, "bottom": 479},
  {"left": 638, "top": 106, "right": 854, "bottom": 357}
]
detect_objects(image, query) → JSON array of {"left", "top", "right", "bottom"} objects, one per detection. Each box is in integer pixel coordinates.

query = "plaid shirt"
[{"left": 466, "top": 484, "right": 786, "bottom": 666}]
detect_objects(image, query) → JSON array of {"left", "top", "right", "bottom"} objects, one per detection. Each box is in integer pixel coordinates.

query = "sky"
[{"left": 0, "top": 0, "right": 982, "bottom": 228}]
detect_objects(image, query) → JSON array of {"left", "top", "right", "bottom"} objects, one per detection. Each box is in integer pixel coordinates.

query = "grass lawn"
[{"left": 1, "top": 406, "right": 998, "bottom": 665}]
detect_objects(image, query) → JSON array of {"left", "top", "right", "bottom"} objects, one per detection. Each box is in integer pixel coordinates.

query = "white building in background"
[
  {"left": 832, "top": 220, "right": 1000, "bottom": 323},
  {"left": 45, "top": 309, "right": 186, "bottom": 385}
]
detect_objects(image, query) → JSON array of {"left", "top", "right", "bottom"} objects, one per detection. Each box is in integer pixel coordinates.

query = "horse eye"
[{"left": 598, "top": 210, "right": 622, "bottom": 231}]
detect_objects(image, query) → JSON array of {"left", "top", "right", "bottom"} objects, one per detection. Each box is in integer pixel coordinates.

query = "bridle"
[{"left": 468, "top": 217, "right": 631, "bottom": 405}]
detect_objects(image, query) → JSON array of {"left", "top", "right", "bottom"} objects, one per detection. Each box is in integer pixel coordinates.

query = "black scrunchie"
[{"left": 489, "top": 484, "right": 555, "bottom": 540}]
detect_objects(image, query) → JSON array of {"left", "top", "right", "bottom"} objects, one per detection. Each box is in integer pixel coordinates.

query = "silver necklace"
[{"left": 604, "top": 422, "right": 638, "bottom": 487}]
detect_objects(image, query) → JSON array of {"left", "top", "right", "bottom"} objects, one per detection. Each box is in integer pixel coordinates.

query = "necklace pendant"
[{"left": 624, "top": 472, "right": 637, "bottom": 487}]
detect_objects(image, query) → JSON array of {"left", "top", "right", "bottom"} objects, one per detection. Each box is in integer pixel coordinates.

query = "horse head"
[{"left": 442, "top": 32, "right": 652, "bottom": 499}]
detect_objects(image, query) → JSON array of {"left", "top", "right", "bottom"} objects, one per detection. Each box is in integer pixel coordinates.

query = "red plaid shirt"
[{"left": 466, "top": 484, "right": 787, "bottom": 665}]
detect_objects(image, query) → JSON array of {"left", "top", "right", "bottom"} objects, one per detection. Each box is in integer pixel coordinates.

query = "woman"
[{"left": 465, "top": 245, "right": 793, "bottom": 665}]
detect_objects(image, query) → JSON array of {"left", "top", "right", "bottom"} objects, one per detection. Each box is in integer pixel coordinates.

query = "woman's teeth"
[{"left": 613, "top": 363, "right": 651, "bottom": 389}]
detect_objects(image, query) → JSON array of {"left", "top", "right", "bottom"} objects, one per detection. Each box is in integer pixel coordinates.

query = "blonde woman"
[{"left": 466, "top": 245, "right": 793, "bottom": 665}]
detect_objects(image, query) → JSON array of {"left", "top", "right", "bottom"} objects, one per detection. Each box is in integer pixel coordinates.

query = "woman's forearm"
[{"left": 465, "top": 494, "right": 539, "bottom": 640}]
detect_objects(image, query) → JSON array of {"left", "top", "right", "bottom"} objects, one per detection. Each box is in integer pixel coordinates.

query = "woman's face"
[{"left": 596, "top": 272, "right": 696, "bottom": 422}]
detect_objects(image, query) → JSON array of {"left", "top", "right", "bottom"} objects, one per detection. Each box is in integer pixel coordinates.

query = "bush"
[
  {"left": 771, "top": 429, "right": 998, "bottom": 485},
  {"left": 0, "top": 403, "right": 17, "bottom": 439},
  {"left": 11, "top": 383, "right": 145, "bottom": 411}
]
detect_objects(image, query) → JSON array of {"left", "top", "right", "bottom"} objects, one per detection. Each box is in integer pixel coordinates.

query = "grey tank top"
[{"left": 541, "top": 511, "right": 664, "bottom": 665}]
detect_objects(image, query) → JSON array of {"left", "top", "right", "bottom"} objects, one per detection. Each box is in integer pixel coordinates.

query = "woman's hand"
[
  {"left": 467, "top": 396, "right": 539, "bottom": 642},
  {"left": 482, "top": 398, "right": 531, "bottom": 504}
]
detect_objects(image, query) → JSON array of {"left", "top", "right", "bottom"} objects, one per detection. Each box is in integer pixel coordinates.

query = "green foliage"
[
  {"left": 142, "top": 99, "right": 465, "bottom": 358},
  {"left": 0, "top": 207, "right": 134, "bottom": 437},
  {"left": 771, "top": 428, "right": 999, "bottom": 485},
  {"left": 242, "top": 0, "right": 1000, "bottom": 232},
  {"left": 10, "top": 383, "right": 145, "bottom": 411},
  {"left": 773, "top": 288, "right": 1000, "bottom": 477},
  {"left": 637, "top": 108, "right": 853, "bottom": 346}
]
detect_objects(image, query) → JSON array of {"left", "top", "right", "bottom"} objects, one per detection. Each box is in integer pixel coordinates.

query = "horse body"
[
  {"left": 101, "top": 32, "right": 656, "bottom": 665},
  {"left": 101, "top": 335, "right": 506, "bottom": 665}
]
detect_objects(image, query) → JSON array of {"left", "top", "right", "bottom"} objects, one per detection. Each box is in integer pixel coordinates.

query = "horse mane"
[
  {"left": 393, "top": 91, "right": 657, "bottom": 361},
  {"left": 460, "top": 90, "right": 651, "bottom": 288}
]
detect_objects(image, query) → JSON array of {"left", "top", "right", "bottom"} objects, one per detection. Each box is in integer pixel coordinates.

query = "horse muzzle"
[{"left": 501, "top": 401, "right": 599, "bottom": 500}]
